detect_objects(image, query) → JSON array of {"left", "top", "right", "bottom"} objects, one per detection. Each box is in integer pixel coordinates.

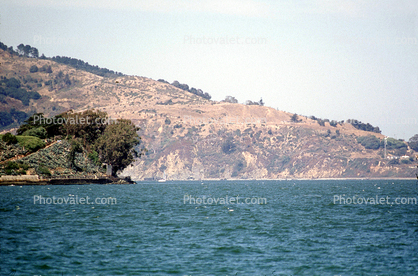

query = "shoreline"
[
  {"left": 0, "top": 175, "right": 135, "bottom": 186},
  {"left": 135, "top": 177, "right": 417, "bottom": 182},
  {"left": 1, "top": 176, "right": 416, "bottom": 186}
]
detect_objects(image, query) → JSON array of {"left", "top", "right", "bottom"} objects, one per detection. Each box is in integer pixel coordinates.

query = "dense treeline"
[
  {"left": 50, "top": 56, "right": 124, "bottom": 77},
  {"left": 309, "top": 116, "right": 343, "bottom": 127},
  {"left": 356, "top": 135, "right": 412, "bottom": 155},
  {"left": 347, "top": 119, "right": 381, "bottom": 133},
  {"left": 0, "top": 42, "right": 39, "bottom": 58},
  {"left": 308, "top": 116, "right": 381, "bottom": 133},
  {"left": 0, "top": 108, "right": 28, "bottom": 128},
  {"left": 0, "top": 42, "right": 8, "bottom": 51},
  {"left": 17, "top": 44, "right": 39, "bottom": 58},
  {"left": 245, "top": 98, "right": 264, "bottom": 106},
  {"left": 222, "top": 96, "right": 238, "bottom": 103},
  {"left": 0, "top": 41, "right": 20, "bottom": 56},
  {"left": 158, "top": 79, "right": 212, "bottom": 100},
  {"left": 385, "top": 137, "right": 407, "bottom": 150},
  {"left": 357, "top": 135, "right": 381, "bottom": 149},
  {"left": 0, "top": 41, "right": 123, "bottom": 77},
  {"left": 0, "top": 76, "right": 41, "bottom": 106}
]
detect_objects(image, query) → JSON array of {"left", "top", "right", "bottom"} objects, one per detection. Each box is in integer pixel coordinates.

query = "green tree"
[
  {"left": 63, "top": 74, "right": 71, "bottom": 85},
  {"left": 0, "top": 112, "right": 14, "bottom": 127},
  {"left": 30, "top": 47, "right": 39, "bottom": 58},
  {"left": 37, "top": 165, "right": 51, "bottom": 176},
  {"left": 245, "top": 100, "right": 259, "bottom": 105},
  {"left": 17, "top": 113, "right": 63, "bottom": 137},
  {"left": 50, "top": 55, "right": 123, "bottom": 77},
  {"left": 0, "top": 42, "right": 7, "bottom": 51},
  {"left": 94, "top": 119, "right": 141, "bottom": 176},
  {"left": 317, "top": 119, "right": 325, "bottom": 126},
  {"left": 30, "top": 65, "right": 38, "bottom": 73},
  {"left": 385, "top": 138, "right": 407, "bottom": 150},
  {"left": 16, "top": 136, "right": 45, "bottom": 152},
  {"left": 224, "top": 96, "right": 238, "bottom": 103},
  {"left": 329, "top": 120, "right": 337, "bottom": 127},
  {"left": 2, "top": 133, "right": 18, "bottom": 144},
  {"left": 347, "top": 119, "right": 381, "bottom": 133},
  {"left": 61, "top": 109, "right": 108, "bottom": 147},
  {"left": 357, "top": 135, "right": 381, "bottom": 150},
  {"left": 0, "top": 77, "right": 41, "bottom": 106},
  {"left": 24, "top": 45, "right": 31, "bottom": 56},
  {"left": 16, "top": 113, "right": 41, "bottom": 135},
  {"left": 157, "top": 79, "right": 169, "bottom": 84},
  {"left": 291, "top": 113, "right": 299, "bottom": 123},
  {"left": 40, "top": 65, "right": 53, "bottom": 73},
  {"left": 409, "top": 134, "right": 418, "bottom": 151},
  {"left": 22, "top": 127, "right": 47, "bottom": 139},
  {"left": 17, "top": 44, "right": 25, "bottom": 55},
  {"left": 221, "top": 137, "right": 236, "bottom": 154}
]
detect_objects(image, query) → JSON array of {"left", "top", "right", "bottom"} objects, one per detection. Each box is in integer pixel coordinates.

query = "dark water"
[{"left": 1, "top": 180, "right": 417, "bottom": 275}]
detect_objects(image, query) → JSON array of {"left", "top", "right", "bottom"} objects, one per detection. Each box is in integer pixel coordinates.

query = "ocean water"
[{"left": 1, "top": 180, "right": 417, "bottom": 275}]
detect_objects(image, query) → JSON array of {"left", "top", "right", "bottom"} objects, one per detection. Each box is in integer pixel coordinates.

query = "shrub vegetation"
[{"left": 357, "top": 135, "right": 381, "bottom": 150}]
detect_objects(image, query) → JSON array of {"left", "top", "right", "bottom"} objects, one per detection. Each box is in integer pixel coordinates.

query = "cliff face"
[
  {"left": 1, "top": 49, "right": 416, "bottom": 180},
  {"left": 121, "top": 108, "right": 415, "bottom": 180}
]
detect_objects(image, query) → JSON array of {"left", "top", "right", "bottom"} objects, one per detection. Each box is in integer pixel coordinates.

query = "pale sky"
[{"left": 1, "top": 0, "right": 417, "bottom": 140}]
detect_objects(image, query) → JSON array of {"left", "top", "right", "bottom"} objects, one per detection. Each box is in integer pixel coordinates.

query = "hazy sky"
[{"left": 1, "top": 0, "right": 417, "bottom": 139}]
